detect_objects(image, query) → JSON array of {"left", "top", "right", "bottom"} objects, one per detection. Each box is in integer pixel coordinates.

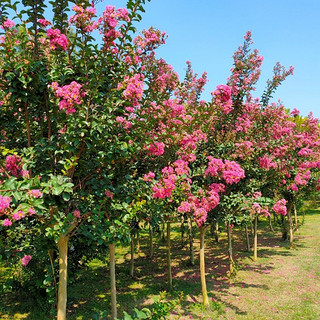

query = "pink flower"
[
  {"left": 272, "top": 199, "right": 287, "bottom": 216},
  {"left": 21, "top": 255, "right": 31, "bottom": 266},
  {"left": 258, "top": 154, "right": 277, "bottom": 170},
  {"left": 0, "top": 195, "right": 11, "bottom": 213},
  {"left": 147, "top": 142, "right": 165, "bottom": 156},
  {"left": 204, "top": 157, "right": 224, "bottom": 177},
  {"left": 2, "top": 19, "right": 15, "bottom": 29},
  {"left": 253, "top": 191, "right": 262, "bottom": 198},
  {"left": 28, "top": 207, "right": 36, "bottom": 215},
  {"left": 222, "top": 160, "right": 245, "bottom": 184},
  {"left": 47, "top": 28, "right": 68, "bottom": 50},
  {"left": 27, "top": 189, "right": 43, "bottom": 198},
  {"left": 193, "top": 207, "right": 207, "bottom": 227},
  {"left": 5, "top": 155, "right": 22, "bottom": 177},
  {"left": 290, "top": 184, "right": 298, "bottom": 191},
  {"left": 298, "top": 148, "right": 313, "bottom": 157},
  {"left": 173, "top": 159, "right": 189, "bottom": 175},
  {"left": 143, "top": 171, "right": 155, "bottom": 182},
  {"left": 118, "top": 74, "right": 144, "bottom": 107},
  {"left": 177, "top": 201, "right": 191, "bottom": 213},
  {"left": 3, "top": 218, "right": 12, "bottom": 226},
  {"left": 212, "top": 84, "right": 233, "bottom": 114},
  {"left": 38, "top": 19, "right": 51, "bottom": 26},
  {"left": 50, "top": 81, "right": 84, "bottom": 114},
  {"left": 12, "top": 210, "right": 25, "bottom": 221},
  {"left": 105, "top": 190, "right": 114, "bottom": 198},
  {"left": 291, "top": 108, "right": 300, "bottom": 116},
  {"left": 73, "top": 210, "right": 81, "bottom": 218}
]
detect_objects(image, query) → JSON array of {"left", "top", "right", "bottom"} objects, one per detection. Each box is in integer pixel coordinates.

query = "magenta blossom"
[
  {"left": 272, "top": 199, "right": 287, "bottom": 216},
  {"left": 73, "top": 210, "right": 81, "bottom": 218},
  {"left": 2, "top": 19, "right": 15, "bottom": 29},
  {"left": 3, "top": 218, "right": 12, "bottom": 226},
  {"left": 27, "top": 189, "right": 43, "bottom": 198},
  {"left": 21, "top": 255, "right": 32, "bottom": 266},
  {"left": 0, "top": 195, "right": 11, "bottom": 212}
]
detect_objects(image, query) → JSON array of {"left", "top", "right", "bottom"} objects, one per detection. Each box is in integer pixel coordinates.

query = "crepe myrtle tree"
[{"left": 0, "top": 0, "right": 193, "bottom": 318}]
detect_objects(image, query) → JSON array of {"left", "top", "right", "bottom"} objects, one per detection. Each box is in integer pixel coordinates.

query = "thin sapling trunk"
[
  {"left": 253, "top": 215, "right": 258, "bottom": 261},
  {"left": 109, "top": 243, "right": 117, "bottom": 319},
  {"left": 167, "top": 221, "right": 172, "bottom": 290},
  {"left": 199, "top": 226, "right": 209, "bottom": 307},
  {"left": 57, "top": 235, "right": 69, "bottom": 320},
  {"left": 188, "top": 216, "right": 195, "bottom": 265}
]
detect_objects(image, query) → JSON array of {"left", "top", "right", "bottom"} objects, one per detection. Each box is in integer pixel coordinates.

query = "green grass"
[{"left": 2, "top": 208, "right": 320, "bottom": 319}]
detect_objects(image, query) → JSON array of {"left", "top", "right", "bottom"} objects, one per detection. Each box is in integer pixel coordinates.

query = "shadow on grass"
[{"left": 1, "top": 209, "right": 318, "bottom": 319}]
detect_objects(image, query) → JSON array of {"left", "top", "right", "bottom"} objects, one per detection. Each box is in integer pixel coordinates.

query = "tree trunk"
[
  {"left": 188, "top": 216, "right": 195, "bottom": 265},
  {"left": 136, "top": 231, "right": 140, "bottom": 253},
  {"left": 268, "top": 215, "right": 274, "bottom": 232},
  {"left": 130, "top": 235, "right": 134, "bottom": 278},
  {"left": 215, "top": 220, "right": 219, "bottom": 242},
  {"left": 253, "top": 216, "right": 258, "bottom": 261},
  {"left": 162, "top": 221, "right": 166, "bottom": 242},
  {"left": 181, "top": 215, "right": 185, "bottom": 248},
  {"left": 109, "top": 243, "right": 117, "bottom": 319},
  {"left": 287, "top": 201, "right": 294, "bottom": 248},
  {"left": 210, "top": 221, "right": 214, "bottom": 236},
  {"left": 281, "top": 215, "right": 288, "bottom": 241},
  {"left": 149, "top": 223, "right": 153, "bottom": 258},
  {"left": 294, "top": 203, "right": 298, "bottom": 230},
  {"left": 48, "top": 249, "right": 58, "bottom": 305},
  {"left": 199, "top": 226, "right": 209, "bottom": 307},
  {"left": 167, "top": 222, "right": 172, "bottom": 290},
  {"left": 57, "top": 235, "right": 69, "bottom": 320},
  {"left": 245, "top": 224, "right": 251, "bottom": 252},
  {"left": 227, "top": 221, "right": 234, "bottom": 277}
]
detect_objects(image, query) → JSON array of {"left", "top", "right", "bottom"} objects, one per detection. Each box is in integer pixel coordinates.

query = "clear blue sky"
[
  {"left": 12, "top": 0, "right": 320, "bottom": 119},
  {"left": 94, "top": 0, "right": 320, "bottom": 119}
]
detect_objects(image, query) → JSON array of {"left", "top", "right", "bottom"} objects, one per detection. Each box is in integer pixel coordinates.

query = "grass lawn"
[{"left": 1, "top": 207, "right": 320, "bottom": 319}]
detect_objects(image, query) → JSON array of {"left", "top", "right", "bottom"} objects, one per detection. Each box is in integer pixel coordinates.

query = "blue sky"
[
  {"left": 94, "top": 0, "right": 320, "bottom": 119},
  {"left": 12, "top": 0, "right": 320, "bottom": 119}
]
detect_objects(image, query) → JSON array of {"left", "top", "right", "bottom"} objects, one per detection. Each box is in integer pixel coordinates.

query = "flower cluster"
[
  {"left": 205, "top": 157, "right": 245, "bottom": 185},
  {"left": 272, "top": 199, "right": 287, "bottom": 216},
  {"left": 38, "top": 19, "right": 51, "bottom": 27},
  {"left": 250, "top": 202, "right": 270, "bottom": 217},
  {"left": 258, "top": 154, "right": 277, "bottom": 170},
  {"left": 12, "top": 210, "right": 25, "bottom": 221},
  {"left": 5, "top": 155, "right": 23, "bottom": 177},
  {"left": 117, "top": 74, "right": 144, "bottom": 107},
  {"left": 27, "top": 189, "right": 43, "bottom": 198},
  {"left": 143, "top": 171, "right": 155, "bottom": 182},
  {"left": 222, "top": 160, "right": 245, "bottom": 184},
  {"left": 69, "top": 5, "right": 99, "bottom": 33},
  {"left": 173, "top": 159, "right": 189, "bottom": 176},
  {"left": 0, "top": 195, "right": 11, "bottom": 213},
  {"left": 177, "top": 186, "right": 221, "bottom": 227},
  {"left": 47, "top": 28, "right": 68, "bottom": 51},
  {"left": 99, "top": 6, "right": 130, "bottom": 49},
  {"left": 115, "top": 116, "right": 132, "bottom": 129},
  {"left": 212, "top": 84, "right": 233, "bottom": 114},
  {"left": 294, "top": 170, "right": 311, "bottom": 186},
  {"left": 147, "top": 142, "right": 165, "bottom": 156},
  {"left": 21, "top": 255, "right": 31, "bottom": 266},
  {"left": 133, "top": 27, "right": 167, "bottom": 53},
  {"left": 152, "top": 166, "right": 177, "bottom": 199},
  {"left": 1, "top": 19, "right": 15, "bottom": 29},
  {"left": 51, "top": 81, "right": 85, "bottom": 114}
]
